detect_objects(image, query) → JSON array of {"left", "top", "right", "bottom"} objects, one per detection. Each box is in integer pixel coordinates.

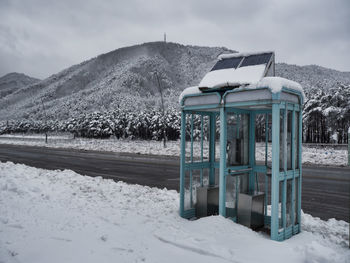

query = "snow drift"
[{"left": 0, "top": 162, "right": 348, "bottom": 263}]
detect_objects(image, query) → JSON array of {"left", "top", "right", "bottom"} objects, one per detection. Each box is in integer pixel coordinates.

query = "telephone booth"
[{"left": 179, "top": 52, "right": 304, "bottom": 241}]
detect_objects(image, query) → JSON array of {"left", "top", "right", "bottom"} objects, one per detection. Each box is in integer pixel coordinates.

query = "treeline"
[
  {"left": 0, "top": 109, "right": 182, "bottom": 141},
  {"left": 303, "top": 84, "right": 350, "bottom": 143},
  {"left": 1, "top": 84, "right": 349, "bottom": 143}
]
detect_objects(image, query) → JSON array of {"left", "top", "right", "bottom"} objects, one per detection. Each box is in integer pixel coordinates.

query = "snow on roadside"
[
  {"left": 255, "top": 142, "right": 348, "bottom": 166},
  {"left": 0, "top": 162, "right": 349, "bottom": 263},
  {"left": 302, "top": 146, "right": 348, "bottom": 166},
  {"left": 0, "top": 134, "right": 69, "bottom": 139},
  {"left": 0, "top": 135, "right": 348, "bottom": 166}
]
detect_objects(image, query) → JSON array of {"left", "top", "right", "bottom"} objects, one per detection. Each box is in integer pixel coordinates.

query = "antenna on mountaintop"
[{"left": 164, "top": 33, "right": 166, "bottom": 42}]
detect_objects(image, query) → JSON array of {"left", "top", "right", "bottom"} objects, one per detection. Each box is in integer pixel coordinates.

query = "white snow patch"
[
  {"left": 199, "top": 65, "right": 266, "bottom": 89},
  {"left": 179, "top": 86, "right": 201, "bottom": 104},
  {"left": 0, "top": 162, "right": 349, "bottom": 263},
  {"left": 323, "top": 106, "right": 342, "bottom": 117},
  {"left": 248, "top": 76, "right": 305, "bottom": 99}
]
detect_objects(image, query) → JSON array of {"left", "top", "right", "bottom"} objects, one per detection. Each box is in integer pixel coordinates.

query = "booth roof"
[{"left": 179, "top": 76, "right": 305, "bottom": 104}]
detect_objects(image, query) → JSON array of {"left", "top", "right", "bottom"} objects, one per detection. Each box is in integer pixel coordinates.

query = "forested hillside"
[{"left": 0, "top": 42, "right": 349, "bottom": 143}]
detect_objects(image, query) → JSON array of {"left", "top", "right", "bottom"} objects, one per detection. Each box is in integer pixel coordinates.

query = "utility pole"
[
  {"left": 164, "top": 33, "right": 166, "bottom": 42},
  {"left": 155, "top": 72, "right": 167, "bottom": 148},
  {"left": 41, "top": 98, "right": 48, "bottom": 144}
]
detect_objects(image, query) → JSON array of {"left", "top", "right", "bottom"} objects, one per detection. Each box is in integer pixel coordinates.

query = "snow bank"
[
  {"left": 199, "top": 65, "right": 266, "bottom": 89},
  {"left": 301, "top": 146, "right": 348, "bottom": 166},
  {"left": 0, "top": 162, "right": 349, "bottom": 263}
]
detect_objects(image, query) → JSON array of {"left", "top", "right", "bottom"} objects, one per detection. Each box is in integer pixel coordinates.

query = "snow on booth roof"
[
  {"left": 179, "top": 77, "right": 304, "bottom": 104},
  {"left": 179, "top": 51, "right": 305, "bottom": 104}
]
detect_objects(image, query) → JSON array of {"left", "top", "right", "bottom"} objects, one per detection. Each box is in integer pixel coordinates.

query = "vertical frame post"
[
  {"left": 282, "top": 106, "right": 287, "bottom": 237},
  {"left": 200, "top": 114, "right": 204, "bottom": 186},
  {"left": 264, "top": 113, "right": 269, "bottom": 218},
  {"left": 271, "top": 103, "right": 280, "bottom": 240},
  {"left": 179, "top": 111, "right": 186, "bottom": 217},
  {"left": 249, "top": 112, "right": 256, "bottom": 192},
  {"left": 297, "top": 107, "right": 303, "bottom": 232},
  {"left": 209, "top": 113, "right": 216, "bottom": 186},
  {"left": 219, "top": 106, "right": 227, "bottom": 217},
  {"left": 190, "top": 114, "right": 194, "bottom": 206},
  {"left": 291, "top": 107, "right": 296, "bottom": 227}
]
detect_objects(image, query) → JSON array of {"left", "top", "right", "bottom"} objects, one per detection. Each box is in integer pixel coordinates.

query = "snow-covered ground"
[
  {"left": 0, "top": 134, "right": 348, "bottom": 166},
  {"left": 0, "top": 134, "right": 69, "bottom": 139},
  {"left": 0, "top": 162, "right": 348, "bottom": 263}
]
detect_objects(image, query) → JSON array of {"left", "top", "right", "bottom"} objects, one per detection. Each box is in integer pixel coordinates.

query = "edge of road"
[{"left": 1, "top": 143, "right": 349, "bottom": 181}]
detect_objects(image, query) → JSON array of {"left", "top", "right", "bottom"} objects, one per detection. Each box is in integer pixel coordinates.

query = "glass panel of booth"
[
  {"left": 225, "top": 172, "right": 250, "bottom": 219},
  {"left": 182, "top": 111, "right": 218, "bottom": 215},
  {"left": 255, "top": 114, "right": 267, "bottom": 163},
  {"left": 294, "top": 111, "right": 300, "bottom": 169},
  {"left": 215, "top": 114, "right": 220, "bottom": 163},
  {"left": 279, "top": 181, "right": 284, "bottom": 231},
  {"left": 184, "top": 169, "right": 210, "bottom": 211},
  {"left": 279, "top": 108, "right": 295, "bottom": 172},
  {"left": 294, "top": 177, "right": 299, "bottom": 224},
  {"left": 185, "top": 113, "right": 210, "bottom": 162},
  {"left": 287, "top": 111, "right": 293, "bottom": 170},
  {"left": 226, "top": 113, "right": 250, "bottom": 166},
  {"left": 267, "top": 113, "right": 272, "bottom": 165},
  {"left": 286, "top": 179, "right": 293, "bottom": 227},
  {"left": 279, "top": 110, "right": 285, "bottom": 171}
]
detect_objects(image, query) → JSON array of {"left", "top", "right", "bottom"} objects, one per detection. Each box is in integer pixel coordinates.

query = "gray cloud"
[{"left": 0, "top": 0, "right": 349, "bottom": 79}]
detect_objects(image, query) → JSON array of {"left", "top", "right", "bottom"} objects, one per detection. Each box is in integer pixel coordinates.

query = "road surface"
[{"left": 0, "top": 144, "right": 349, "bottom": 222}]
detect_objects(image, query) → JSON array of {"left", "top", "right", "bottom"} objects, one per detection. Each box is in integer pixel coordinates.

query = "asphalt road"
[{"left": 0, "top": 144, "right": 349, "bottom": 222}]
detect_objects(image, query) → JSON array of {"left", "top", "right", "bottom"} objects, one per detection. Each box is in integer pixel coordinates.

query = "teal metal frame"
[{"left": 179, "top": 87, "right": 304, "bottom": 241}]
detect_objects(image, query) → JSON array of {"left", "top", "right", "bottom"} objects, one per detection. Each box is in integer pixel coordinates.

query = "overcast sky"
[{"left": 0, "top": 0, "right": 349, "bottom": 79}]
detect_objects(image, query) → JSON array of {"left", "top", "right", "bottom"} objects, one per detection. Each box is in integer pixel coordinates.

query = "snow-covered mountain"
[
  {"left": 276, "top": 63, "right": 350, "bottom": 96},
  {"left": 0, "top": 42, "right": 232, "bottom": 120},
  {"left": 0, "top": 72, "right": 40, "bottom": 99},
  {"left": 0, "top": 41, "right": 349, "bottom": 121}
]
